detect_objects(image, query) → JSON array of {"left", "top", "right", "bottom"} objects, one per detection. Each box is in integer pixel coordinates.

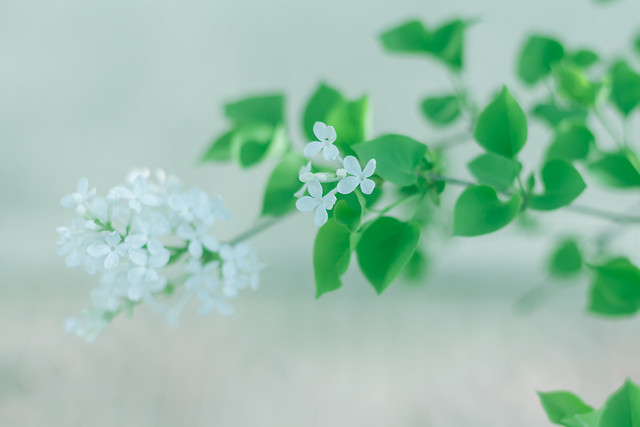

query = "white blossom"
[
  {"left": 65, "top": 311, "right": 110, "bottom": 343},
  {"left": 295, "top": 180, "right": 337, "bottom": 227},
  {"left": 304, "top": 121, "right": 339, "bottom": 161},
  {"left": 219, "top": 243, "right": 262, "bottom": 297},
  {"left": 177, "top": 222, "right": 220, "bottom": 258},
  {"left": 337, "top": 156, "right": 377, "bottom": 195},
  {"left": 86, "top": 231, "right": 130, "bottom": 270},
  {"left": 111, "top": 175, "right": 163, "bottom": 213},
  {"left": 61, "top": 178, "right": 96, "bottom": 215}
]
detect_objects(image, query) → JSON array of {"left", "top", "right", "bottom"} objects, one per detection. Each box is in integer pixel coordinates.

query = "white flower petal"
[
  {"left": 219, "top": 245, "right": 234, "bottom": 261},
  {"left": 105, "top": 231, "right": 121, "bottom": 247},
  {"left": 177, "top": 224, "right": 196, "bottom": 240},
  {"left": 129, "top": 248, "right": 148, "bottom": 266},
  {"left": 125, "top": 234, "right": 147, "bottom": 249},
  {"left": 313, "top": 121, "right": 328, "bottom": 140},
  {"left": 202, "top": 235, "right": 220, "bottom": 252},
  {"left": 112, "top": 186, "right": 135, "bottom": 199},
  {"left": 104, "top": 252, "right": 120, "bottom": 270},
  {"left": 140, "top": 193, "right": 163, "bottom": 207},
  {"left": 322, "top": 193, "right": 337, "bottom": 210},
  {"left": 325, "top": 125, "right": 337, "bottom": 143},
  {"left": 322, "top": 144, "right": 339, "bottom": 161},
  {"left": 87, "top": 242, "right": 110, "bottom": 257},
  {"left": 314, "top": 206, "right": 329, "bottom": 227},
  {"left": 303, "top": 141, "right": 324, "bottom": 158},
  {"left": 337, "top": 176, "right": 360, "bottom": 194},
  {"left": 189, "top": 240, "right": 203, "bottom": 259},
  {"left": 307, "top": 180, "right": 323, "bottom": 199},
  {"left": 362, "top": 158, "right": 376, "bottom": 178},
  {"left": 78, "top": 178, "right": 89, "bottom": 195},
  {"left": 295, "top": 196, "right": 317, "bottom": 212},
  {"left": 360, "top": 178, "right": 376, "bottom": 195},
  {"left": 61, "top": 194, "right": 76, "bottom": 208},
  {"left": 127, "top": 282, "right": 145, "bottom": 301},
  {"left": 343, "top": 156, "right": 362, "bottom": 176}
]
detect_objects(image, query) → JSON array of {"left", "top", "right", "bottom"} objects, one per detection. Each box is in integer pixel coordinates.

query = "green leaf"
[
  {"left": 379, "top": 20, "right": 430, "bottom": 53},
  {"left": 356, "top": 217, "right": 421, "bottom": 294},
  {"left": 554, "top": 64, "right": 601, "bottom": 106},
  {"left": 403, "top": 248, "right": 428, "bottom": 282},
  {"left": 313, "top": 219, "right": 353, "bottom": 298},
  {"left": 333, "top": 193, "right": 363, "bottom": 232},
  {"left": 548, "top": 238, "right": 583, "bottom": 278},
  {"left": 233, "top": 124, "right": 288, "bottom": 168},
  {"left": 467, "top": 153, "right": 520, "bottom": 191},
  {"left": 561, "top": 410, "right": 602, "bottom": 427},
  {"left": 532, "top": 103, "right": 588, "bottom": 128},
  {"left": 420, "top": 95, "right": 462, "bottom": 126},
  {"left": 546, "top": 123, "right": 594, "bottom": 162},
  {"left": 634, "top": 32, "right": 640, "bottom": 56},
  {"left": 588, "top": 258, "right": 640, "bottom": 316},
  {"left": 261, "top": 153, "right": 307, "bottom": 217},
  {"left": 202, "top": 130, "right": 235, "bottom": 162},
  {"left": 429, "top": 19, "right": 466, "bottom": 70},
  {"left": 474, "top": 86, "right": 528, "bottom": 158},
  {"left": 302, "top": 83, "right": 345, "bottom": 141},
  {"left": 326, "top": 95, "right": 371, "bottom": 151},
  {"left": 352, "top": 134, "right": 428, "bottom": 186},
  {"left": 537, "top": 391, "right": 593, "bottom": 425},
  {"left": 225, "top": 94, "right": 285, "bottom": 126},
  {"left": 567, "top": 49, "right": 599, "bottom": 68},
  {"left": 588, "top": 151, "right": 640, "bottom": 188},
  {"left": 609, "top": 60, "right": 640, "bottom": 116},
  {"left": 452, "top": 186, "right": 522, "bottom": 236},
  {"left": 528, "top": 160, "right": 586, "bottom": 211},
  {"left": 599, "top": 379, "right": 640, "bottom": 427},
  {"left": 517, "top": 35, "right": 565, "bottom": 85}
]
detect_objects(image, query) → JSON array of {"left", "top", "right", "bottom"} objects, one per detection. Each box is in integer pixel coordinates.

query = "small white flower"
[
  {"left": 185, "top": 259, "right": 221, "bottom": 293},
  {"left": 336, "top": 168, "right": 347, "bottom": 179},
  {"left": 125, "top": 214, "right": 169, "bottom": 249},
  {"left": 304, "top": 121, "right": 339, "bottom": 161},
  {"left": 61, "top": 178, "right": 96, "bottom": 212},
  {"left": 219, "top": 243, "right": 261, "bottom": 296},
  {"left": 111, "top": 176, "right": 163, "bottom": 213},
  {"left": 337, "top": 156, "right": 376, "bottom": 195},
  {"left": 127, "top": 241, "right": 170, "bottom": 301},
  {"left": 65, "top": 311, "right": 109, "bottom": 343},
  {"left": 177, "top": 222, "right": 220, "bottom": 258},
  {"left": 295, "top": 180, "right": 337, "bottom": 227},
  {"left": 86, "top": 231, "right": 130, "bottom": 270}
]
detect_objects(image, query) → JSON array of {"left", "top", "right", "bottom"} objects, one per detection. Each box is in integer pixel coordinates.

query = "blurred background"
[{"left": 2, "top": 0, "right": 640, "bottom": 425}]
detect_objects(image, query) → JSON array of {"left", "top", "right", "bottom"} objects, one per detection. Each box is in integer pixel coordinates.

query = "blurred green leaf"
[
  {"left": 403, "top": 248, "right": 428, "bottom": 282},
  {"left": 537, "top": 391, "right": 593, "bottom": 425},
  {"left": 352, "top": 134, "right": 428, "bottom": 186},
  {"left": 532, "top": 103, "right": 588, "bottom": 128},
  {"left": 609, "top": 60, "right": 640, "bottom": 116},
  {"left": 302, "top": 83, "right": 345, "bottom": 141},
  {"left": 356, "top": 217, "right": 421, "bottom": 294},
  {"left": 548, "top": 238, "right": 583, "bottom": 278},
  {"left": 234, "top": 124, "right": 288, "bottom": 168},
  {"left": 546, "top": 123, "right": 594, "bottom": 162},
  {"left": 528, "top": 160, "right": 586, "bottom": 211},
  {"left": 420, "top": 95, "right": 462, "bottom": 126},
  {"left": 634, "top": 32, "right": 640, "bottom": 55},
  {"left": 261, "top": 153, "right": 307, "bottom": 216},
  {"left": 598, "top": 379, "right": 640, "bottom": 427},
  {"left": 314, "top": 219, "right": 353, "bottom": 298},
  {"left": 561, "top": 410, "right": 601, "bottom": 427},
  {"left": 225, "top": 94, "right": 285, "bottom": 126},
  {"left": 588, "top": 258, "right": 640, "bottom": 316},
  {"left": 554, "top": 64, "right": 601, "bottom": 106},
  {"left": 566, "top": 49, "right": 599, "bottom": 68},
  {"left": 333, "top": 192, "right": 363, "bottom": 232},
  {"left": 517, "top": 35, "right": 565, "bottom": 85},
  {"left": 326, "top": 95, "right": 371, "bottom": 151},
  {"left": 467, "top": 152, "right": 520, "bottom": 191},
  {"left": 202, "top": 130, "right": 235, "bottom": 162},
  {"left": 588, "top": 151, "right": 640, "bottom": 188},
  {"left": 474, "top": 86, "right": 528, "bottom": 158},
  {"left": 453, "top": 186, "right": 521, "bottom": 236}
]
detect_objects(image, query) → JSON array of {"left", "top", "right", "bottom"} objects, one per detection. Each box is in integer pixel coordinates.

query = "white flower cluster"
[
  {"left": 295, "top": 122, "right": 376, "bottom": 226},
  {"left": 57, "top": 169, "right": 261, "bottom": 342}
]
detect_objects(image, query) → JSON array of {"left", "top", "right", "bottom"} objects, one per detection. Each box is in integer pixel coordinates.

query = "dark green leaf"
[
  {"left": 233, "top": 124, "right": 288, "bottom": 168},
  {"left": 313, "top": 219, "right": 353, "bottom": 298},
  {"left": 599, "top": 379, "right": 640, "bottom": 427},
  {"left": 379, "top": 20, "right": 430, "bottom": 53},
  {"left": 588, "top": 258, "right": 640, "bottom": 316},
  {"left": 225, "top": 94, "right": 285, "bottom": 126},
  {"left": 202, "top": 130, "right": 235, "bottom": 162},
  {"left": 302, "top": 83, "right": 345, "bottom": 141},
  {"left": 537, "top": 391, "right": 593, "bottom": 424},
  {"left": 554, "top": 65, "right": 601, "bottom": 106},
  {"left": 403, "top": 248, "right": 428, "bottom": 282},
  {"left": 333, "top": 192, "right": 363, "bottom": 232},
  {"left": 467, "top": 152, "right": 520, "bottom": 191},
  {"left": 588, "top": 151, "right": 640, "bottom": 188},
  {"left": 474, "top": 86, "right": 528, "bottom": 158},
  {"left": 528, "top": 160, "right": 586, "bottom": 211},
  {"left": 452, "top": 186, "right": 522, "bottom": 236},
  {"left": 546, "top": 123, "right": 594, "bottom": 162},
  {"left": 532, "top": 103, "right": 588, "bottom": 128},
  {"left": 326, "top": 96, "right": 370, "bottom": 151},
  {"left": 420, "top": 95, "right": 462, "bottom": 126},
  {"left": 567, "top": 49, "right": 599, "bottom": 68},
  {"left": 517, "top": 35, "right": 565, "bottom": 85},
  {"left": 261, "top": 153, "right": 307, "bottom": 216},
  {"left": 429, "top": 19, "right": 466, "bottom": 70},
  {"left": 609, "top": 60, "right": 640, "bottom": 116},
  {"left": 634, "top": 32, "right": 640, "bottom": 56},
  {"left": 352, "top": 134, "right": 428, "bottom": 186},
  {"left": 548, "top": 238, "right": 583, "bottom": 278},
  {"left": 356, "top": 217, "right": 421, "bottom": 294}
]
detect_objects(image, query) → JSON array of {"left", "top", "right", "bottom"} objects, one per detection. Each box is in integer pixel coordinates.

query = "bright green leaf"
[
  {"left": 634, "top": 32, "right": 640, "bottom": 56},
  {"left": 420, "top": 95, "right": 462, "bottom": 126},
  {"left": 537, "top": 391, "right": 593, "bottom": 425},
  {"left": 567, "top": 49, "right": 599, "bottom": 68},
  {"left": 562, "top": 410, "right": 602, "bottom": 427},
  {"left": 261, "top": 153, "right": 307, "bottom": 217},
  {"left": 333, "top": 193, "right": 363, "bottom": 232},
  {"left": 452, "top": 186, "right": 522, "bottom": 236},
  {"left": 517, "top": 35, "right": 565, "bottom": 85},
  {"left": 202, "top": 130, "right": 235, "bottom": 162},
  {"left": 429, "top": 19, "right": 466, "bottom": 70},
  {"left": 326, "top": 96, "right": 371, "bottom": 151},
  {"left": 588, "top": 258, "right": 640, "bottom": 316},
  {"left": 532, "top": 103, "right": 588, "bottom": 128},
  {"left": 356, "top": 217, "right": 421, "bottom": 294},
  {"left": 379, "top": 20, "right": 430, "bottom": 53},
  {"left": 302, "top": 83, "right": 345, "bottom": 141},
  {"left": 599, "top": 379, "right": 640, "bottom": 427},
  {"left": 467, "top": 152, "right": 520, "bottom": 191},
  {"left": 313, "top": 219, "right": 353, "bottom": 298},
  {"left": 546, "top": 123, "right": 594, "bottom": 162},
  {"left": 528, "top": 160, "right": 586, "bottom": 211},
  {"left": 233, "top": 124, "right": 288, "bottom": 168},
  {"left": 548, "top": 238, "right": 583, "bottom": 278},
  {"left": 352, "top": 134, "right": 428, "bottom": 187},
  {"left": 554, "top": 65, "right": 601, "bottom": 106},
  {"left": 588, "top": 151, "right": 640, "bottom": 188},
  {"left": 609, "top": 60, "right": 640, "bottom": 116},
  {"left": 474, "top": 86, "right": 528, "bottom": 158},
  {"left": 225, "top": 94, "right": 285, "bottom": 126}
]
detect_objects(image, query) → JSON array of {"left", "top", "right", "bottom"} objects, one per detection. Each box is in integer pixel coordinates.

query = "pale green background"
[{"left": 2, "top": 0, "right": 640, "bottom": 426}]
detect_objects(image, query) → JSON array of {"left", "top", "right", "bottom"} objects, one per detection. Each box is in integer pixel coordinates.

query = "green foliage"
[
  {"left": 532, "top": 103, "right": 588, "bottom": 128},
  {"left": 537, "top": 391, "right": 593, "bottom": 424},
  {"left": 333, "top": 193, "right": 363, "bottom": 232},
  {"left": 303, "top": 83, "right": 345, "bottom": 141},
  {"left": 262, "top": 153, "right": 307, "bottom": 216},
  {"left": 467, "top": 153, "right": 520, "bottom": 191},
  {"left": 588, "top": 151, "right": 640, "bottom": 188},
  {"left": 379, "top": 18, "right": 468, "bottom": 70},
  {"left": 356, "top": 217, "right": 421, "bottom": 294},
  {"left": 566, "top": 49, "right": 599, "bottom": 68},
  {"left": 225, "top": 94, "right": 285, "bottom": 126},
  {"left": 326, "top": 96, "right": 371, "bottom": 151},
  {"left": 202, "top": 130, "right": 235, "bottom": 162},
  {"left": 403, "top": 248, "right": 428, "bottom": 282},
  {"left": 420, "top": 95, "right": 462, "bottom": 126},
  {"left": 598, "top": 379, "right": 640, "bottom": 426},
  {"left": 452, "top": 186, "right": 521, "bottom": 236},
  {"left": 352, "top": 134, "right": 428, "bottom": 186},
  {"left": 548, "top": 238, "right": 583, "bottom": 278},
  {"left": 608, "top": 60, "right": 640, "bottom": 116},
  {"left": 554, "top": 64, "right": 601, "bottom": 106},
  {"left": 474, "top": 86, "right": 528, "bottom": 158},
  {"left": 313, "top": 219, "right": 353, "bottom": 298},
  {"left": 517, "top": 35, "right": 565, "bottom": 85},
  {"left": 588, "top": 258, "right": 640, "bottom": 316},
  {"left": 561, "top": 410, "right": 601, "bottom": 427},
  {"left": 545, "top": 123, "right": 594, "bottom": 162},
  {"left": 528, "top": 160, "right": 586, "bottom": 211}
]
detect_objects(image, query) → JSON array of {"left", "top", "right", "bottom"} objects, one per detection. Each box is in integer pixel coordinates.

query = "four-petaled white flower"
[
  {"left": 61, "top": 178, "right": 96, "bottom": 213},
  {"left": 86, "top": 231, "right": 130, "bottom": 270},
  {"left": 219, "top": 244, "right": 261, "bottom": 297},
  {"left": 127, "top": 240, "right": 171, "bottom": 300},
  {"left": 111, "top": 175, "right": 163, "bottom": 213},
  {"left": 176, "top": 222, "right": 220, "bottom": 258},
  {"left": 295, "top": 180, "right": 337, "bottom": 227},
  {"left": 337, "top": 156, "right": 376, "bottom": 195},
  {"left": 304, "top": 122, "right": 339, "bottom": 161}
]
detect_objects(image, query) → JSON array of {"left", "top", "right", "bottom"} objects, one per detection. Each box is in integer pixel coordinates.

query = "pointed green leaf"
[
  {"left": 528, "top": 160, "right": 586, "bottom": 211},
  {"left": 352, "top": 134, "right": 428, "bottom": 186},
  {"left": 356, "top": 217, "right": 421, "bottom": 294},
  {"left": 537, "top": 391, "right": 593, "bottom": 425},
  {"left": 548, "top": 238, "right": 583, "bottom": 278},
  {"left": 517, "top": 35, "right": 565, "bottom": 85},
  {"left": 225, "top": 94, "right": 284, "bottom": 126},
  {"left": 554, "top": 65, "right": 601, "bottom": 106},
  {"left": 420, "top": 95, "right": 462, "bottom": 126},
  {"left": 452, "top": 186, "right": 522, "bottom": 236},
  {"left": 588, "top": 152, "right": 640, "bottom": 188},
  {"left": 326, "top": 95, "right": 370, "bottom": 151},
  {"left": 302, "top": 83, "right": 345, "bottom": 141},
  {"left": 474, "top": 86, "right": 528, "bottom": 158},
  {"left": 599, "top": 379, "right": 640, "bottom": 427},
  {"left": 261, "top": 153, "right": 307, "bottom": 216},
  {"left": 333, "top": 192, "right": 363, "bottom": 232},
  {"left": 313, "top": 219, "right": 353, "bottom": 298},
  {"left": 567, "top": 49, "right": 599, "bottom": 69},
  {"left": 379, "top": 20, "right": 430, "bottom": 53},
  {"left": 233, "top": 124, "right": 288, "bottom": 168},
  {"left": 588, "top": 258, "right": 640, "bottom": 316},
  {"left": 202, "top": 130, "right": 235, "bottom": 163},
  {"left": 546, "top": 123, "right": 594, "bottom": 162},
  {"left": 403, "top": 248, "right": 428, "bottom": 282},
  {"left": 532, "top": 103, "right": 588, "bottom": 128},
  {"left": 467, "top": 152, "right": 520, "bottom": 191},
  {"left": 609, "top": 60, "right": 640, "bottom": 116},
  {"left": 429, "top": 19, "right": 466, "bottom": 70}
]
